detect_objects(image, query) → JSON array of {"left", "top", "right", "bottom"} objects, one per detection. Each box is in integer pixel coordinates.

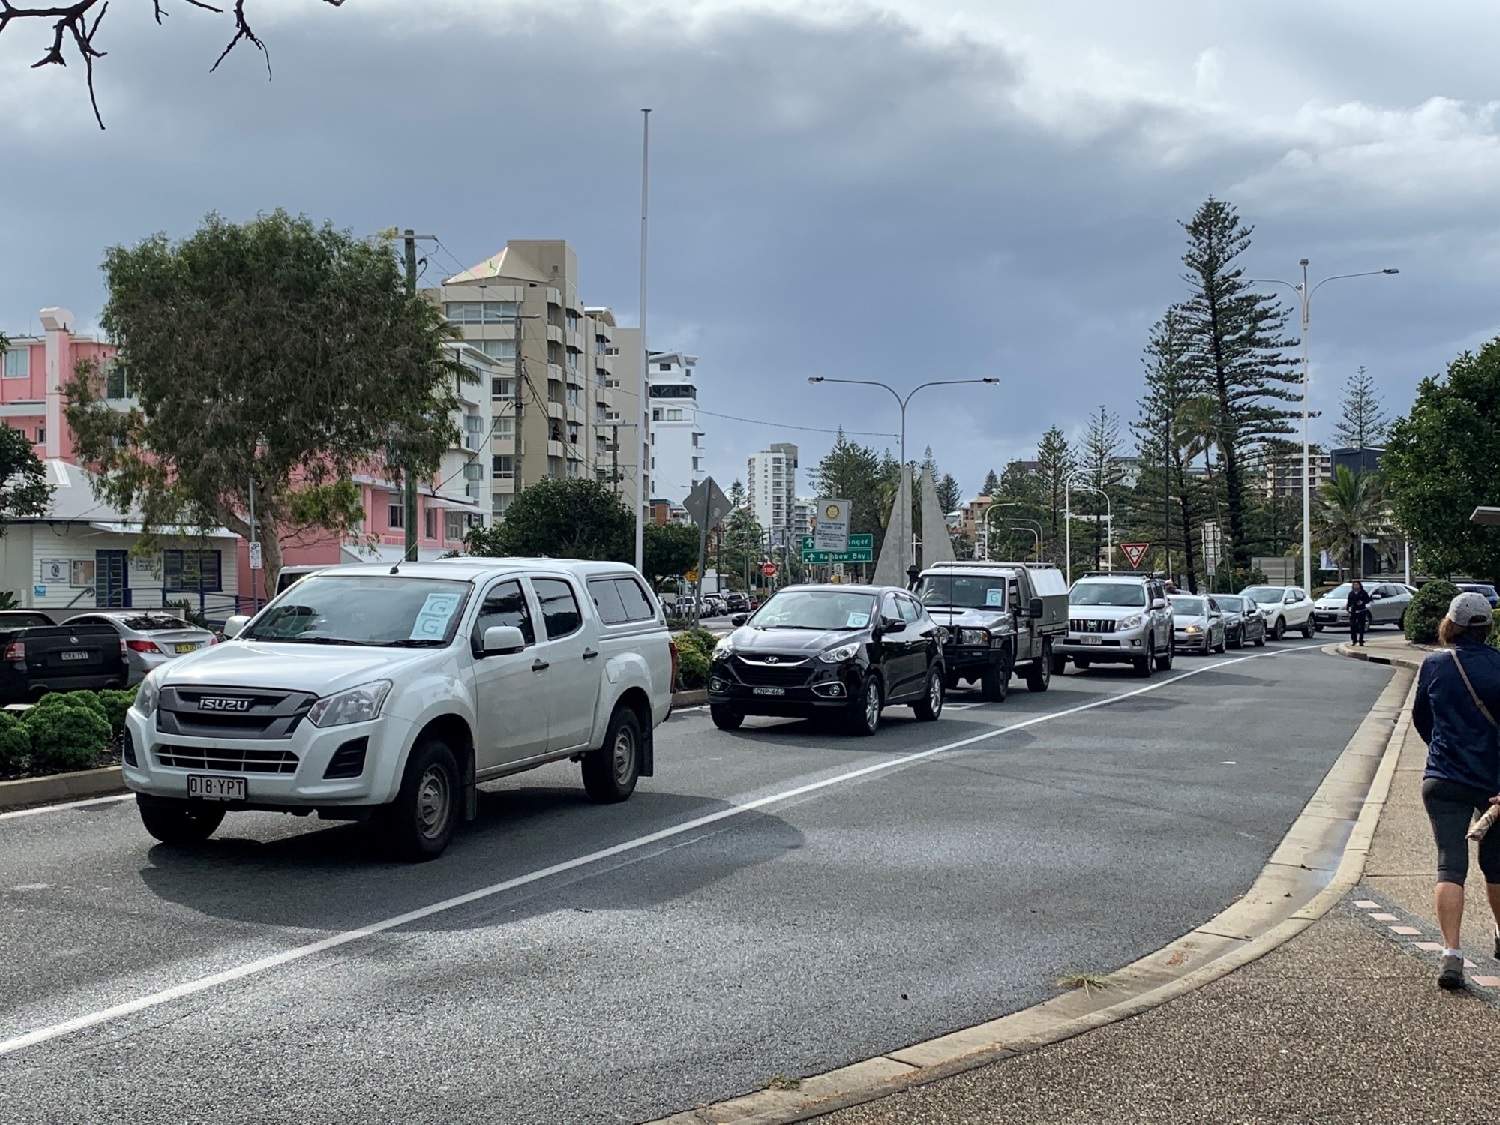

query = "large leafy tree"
[
  {"left": 67, "top": 211, "right": 463, "bottom": 596},
  {"left": 1179, "top": 197, "right": 1301, "bottom": 571},
  {"left": 0, "top": 424, "right": 53, "bottom": 536},
  {"left": 1333, "top": 366, "right": 1390, "bottom": 450},
  {"left": 0, "top": 1, "right": 347, "bottom": 129},
  {"left": 1316, "top": 466, "right": 1386, "bottom": 579},
  {"left": 468, "top": 479, "right": 632, "bottom": 560},
  {"left": 643, "top": 522, "right": 701, "bottom": 588},
  {"left": 1384, "top": 339, "right": 1500, "bottom": 580}
]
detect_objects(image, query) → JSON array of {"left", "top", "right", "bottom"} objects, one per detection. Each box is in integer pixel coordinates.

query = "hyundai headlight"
[
  {"left": 1117, "top": 614, "right": 1143, "bottom": 631},
  {"left": 818, "top": 642, "right": 862, "bottom": 663},
  {"left": 308, "top": 680, "right": 393, "bottom": 728},
  {"left": 133, "top": 675, "right": 160, "bottom": 718},
  {"left": 713, "top": 636, "right": 735, "bottom": 658}
]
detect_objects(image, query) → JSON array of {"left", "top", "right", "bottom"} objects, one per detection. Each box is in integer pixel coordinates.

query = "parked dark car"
[
  {"left": 0, "top": 610, "right": 129, "bottom": 703},
  {"left": 1212, "top": 594, "right": 1267, "bottom": 648},
  {"left": 707, "top": 584, "right": 945, "bottom": 735},
  {"left": 723, "top": 592, "right": 750, "bottom": 614},
  {"left": 1456, "top": 583, "right": 1500, "bottom": 609}
]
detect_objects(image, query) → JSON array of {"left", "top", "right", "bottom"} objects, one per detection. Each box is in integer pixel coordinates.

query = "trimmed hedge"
[
  {"left": 97, "top": 688, "right": 138, "bottom": 739},
  {"left": 21, "top": 697, "right": 113, "bottom": 773},
  {"left": 673, "top": 627, "right": 720, "bottom": 690},
  {"left": 0, "top": 713, "right": 31, "bottom": 775},
  {"left": 1405, "top": 580, "right": 1460, "bottom": 645}
]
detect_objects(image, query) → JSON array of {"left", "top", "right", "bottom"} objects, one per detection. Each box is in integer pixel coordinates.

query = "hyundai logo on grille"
[
  {"left": 764, "top": 656, "right": 780, "bottom": 664},
  {"left": 199, "top": 697, "right": 253, "bottom": 712}
]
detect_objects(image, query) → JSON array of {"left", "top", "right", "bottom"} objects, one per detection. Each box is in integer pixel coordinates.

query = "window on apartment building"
[
  {"left": 566, "top": 387, "right": 580, "bottom": 406},
  {"left": 666, "top": 409, "right": 683, "bottom": 422},
  {"left": 35, "top": 424, "right": 45, "bottom": 446},
  {"left": 492, "top": 455, "right": 514, "bottom": 479},
  {"left": 652, "top": 408, "right": 662, "bottom": 422},
  {"left": 477, "top": 339, "right": 517, "bottom": 362},
  {"left": 692, "top": 433, "right": 701, "bottom": 447},
  {"left": 424, "top": 508, "right": 438, "bottom": 540},
  {"left": 566, "top": 311, "right": 581, "bottom": 332},
  {"left": 388, "top": 503, "right": 404, "bottom": 530},
  {"left": 657, "top": 362, "right": 672, "bottom": 372},
  {"left": 568, "top": 424, "right": 579, "bottom": 445},
  {"left": 492, "top": 377, "right": 514, "bottom": 398},
  {"left": 464, "top": 414, "right": 484, "bottom": 433},
  {"left": 163, "top": 549, "right": 223, "bottom": 593},
  {"left": 484, "top": 301, "right": 518, "bottom": 322},
  {"left": 548, "top": 457, "right": 563, "bottom": 479},
  {"left": 494, "top": 416, "right": 514, "bottom": 439},
  {"left": 103, "top": 362, "right": 130, "bottom": 398},
  {"left": 650, "top": 432, "right": 656, "bottom": 446},
  {"left": 550, "top": 422, "right": 563, "bottom": 443},
  {"left": 445, "top": 512, "right": 466, "bottom": 542},
  {"left": 692, "top": 457, "right": 703, "bottom": 471},
  {"left": 462, "top": 462, "right": 484, "bottom": 482},
  {"left": 445, "top": 301, "right": 519, "bottom": 325},
  {"left": 3, "top": 349, "right": 27, "bottom": 378}
]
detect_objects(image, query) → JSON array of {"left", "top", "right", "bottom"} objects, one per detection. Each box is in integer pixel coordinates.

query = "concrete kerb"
[
  {"left": 0, "top": 766, "right": 125, "bottom": 812},
  {"left": 648, "top": 654, "right": 1416, "bottom": 1125}
]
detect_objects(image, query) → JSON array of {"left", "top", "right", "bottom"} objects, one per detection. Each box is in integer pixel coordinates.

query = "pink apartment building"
[{"left": 0, "top": 307, "right": 482, "bottom": 616}]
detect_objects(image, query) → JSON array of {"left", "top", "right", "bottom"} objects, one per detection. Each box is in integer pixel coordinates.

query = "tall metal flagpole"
[{"left": 635, "top": 108, "right": 652, "bottom": 573}]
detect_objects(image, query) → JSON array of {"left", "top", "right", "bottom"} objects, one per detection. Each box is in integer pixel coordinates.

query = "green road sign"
[{"left": 801, "top": 533, "right": 874, "bottom": 564}]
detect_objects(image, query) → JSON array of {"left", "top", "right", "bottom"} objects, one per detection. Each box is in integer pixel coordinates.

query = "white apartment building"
[
  {"left": 747, "top": 442, "right": 798, "bottom": 540},
  {"left": 428, "top": 240, "right": 618, "bottom": 523},
  {"left": 435, "top": 342, "right": 496, "bottom": 537},
  {"left": 647, "top": 350, "right": 704, "bottom": 506},
  {"left": 792, "top": 497, "right": 814, "bottom": 541}
]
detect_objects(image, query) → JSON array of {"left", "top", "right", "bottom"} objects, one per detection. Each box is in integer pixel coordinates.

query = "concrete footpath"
[{"left": 820, "top": 637, "right": 1500, "bottom": 1124}]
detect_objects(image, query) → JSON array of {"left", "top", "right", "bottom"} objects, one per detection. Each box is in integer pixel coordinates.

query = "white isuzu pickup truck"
[{"left": 123, "top": 558, "right": 676, "bottom": 860}]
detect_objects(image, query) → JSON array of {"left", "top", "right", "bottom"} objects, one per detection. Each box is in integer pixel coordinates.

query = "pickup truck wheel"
[
  {"left": 1025, "top": 642, "right": 1052, "bottom": 692},
  {"left": 378, "top": 739, "right": 460, "bottom": 862},
  {"left": 912, "top": 666, "right": 944, "bottom": 721},
  {"left": 980, "top": 652, "right": 1010, "bottom": 702},
  {"left": 136, "top": 796, "right": 224, "bottom": 846},
  {"left": 710, "top": 704, "right": 744, "bottom": 731},
  {"left": 847, "top": 676, "right": 883, "bottom": 736},
  {"left": 583, "top": 706, "right": 642, "bottom": 802}
]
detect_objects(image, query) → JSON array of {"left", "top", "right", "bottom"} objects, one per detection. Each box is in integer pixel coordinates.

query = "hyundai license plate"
[
  {"left": 1083, "top": 635, "right": 1103, "bottom": 645},
  {"left": 59, "top": 650, "right": 89, "bottom": 662},
  {"left": 187, "top": 775, "right": 245, "bottom": 801},
  {"left": 752, "top": 686, "right": 785, "bottom": 696}
]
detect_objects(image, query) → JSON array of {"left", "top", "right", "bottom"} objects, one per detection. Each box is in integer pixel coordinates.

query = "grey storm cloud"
[{"left": 2, "top": 0, "right": 1497, "bottom": 497}]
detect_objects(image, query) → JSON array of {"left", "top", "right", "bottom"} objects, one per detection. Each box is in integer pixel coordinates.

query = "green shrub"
[
  {"left": 675, "top": 627, "right": 719, "bottom": 658},
  {"left": 1405, "top": 579, "right": 1460, "bottom": 644},
  {"left": 677, "top": 645, "right": 710, "bottom": 690},
  {"left": 97, "top": 688, "right": 138, "bottom": 738},
  {"left": 0, "top": 713, "right": 31, "bottom": 775},
  {"left": 22, "top": 703, "right": 112, "bottom": 773}
]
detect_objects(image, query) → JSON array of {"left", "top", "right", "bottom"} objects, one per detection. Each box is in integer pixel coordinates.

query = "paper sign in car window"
[
  {"left": 985, "top": 588, "right": 1003, "bottom": 607},
  {"left": 846, "top": 612, "right": 870, "bottom": 628},
  {"left": 410, "top": 591, "right": 463, "bottom": 641}
]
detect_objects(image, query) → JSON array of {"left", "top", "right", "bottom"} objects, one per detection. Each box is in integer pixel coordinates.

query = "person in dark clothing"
[
  {"left": 1412, "top": 591, "right": 1500, "bottom": 989},
  {"left": 1346, "top": 579, "right": 1373, "bottom": 646}
]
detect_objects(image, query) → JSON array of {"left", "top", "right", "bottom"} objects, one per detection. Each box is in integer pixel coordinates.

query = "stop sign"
[{"left": 761, "top": 562, "right": 778, "bottom": 578}]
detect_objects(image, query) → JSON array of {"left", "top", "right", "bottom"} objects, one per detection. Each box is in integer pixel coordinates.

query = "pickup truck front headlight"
[
  {"left": 308, "top": 680, "right": 393, "bottom": 728},
  {"left": 959, "top": 628, "right": 989, "bottom": 646},
  {"left": 133, "top": 675, "right": 160, "bottom": 718},
  {"left": 818, "top": 642, "right": 862, "bottom": 663},
  {"left": 1116, "top": 614, "right": 1144, "bottom": 631}
]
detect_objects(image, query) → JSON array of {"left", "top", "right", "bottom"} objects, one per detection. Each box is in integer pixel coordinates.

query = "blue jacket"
[{"left": 1414, "top": 639, "right": 1500, "bottom": 793}]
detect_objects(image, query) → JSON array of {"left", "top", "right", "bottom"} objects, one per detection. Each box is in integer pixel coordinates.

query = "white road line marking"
[
  {"left": 0, "top": 794, "right": 132, "bottom": 822},
  {"left": 0, "top": 643, "right": 1322, "bottom": 1058}
]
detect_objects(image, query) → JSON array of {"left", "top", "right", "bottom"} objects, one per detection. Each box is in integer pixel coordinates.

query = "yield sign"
[{"left": 1121, "top": 542, "right": 1150, "bottom": 569}]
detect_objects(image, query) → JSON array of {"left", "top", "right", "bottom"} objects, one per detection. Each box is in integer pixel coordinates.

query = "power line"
[{"left": 694, "top": 407, "right": 895, "bottom": 439}]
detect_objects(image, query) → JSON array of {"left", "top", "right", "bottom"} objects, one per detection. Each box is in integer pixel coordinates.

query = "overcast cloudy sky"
[{"left": 3, "top": 0, "right": 1497, "bottom": 499}]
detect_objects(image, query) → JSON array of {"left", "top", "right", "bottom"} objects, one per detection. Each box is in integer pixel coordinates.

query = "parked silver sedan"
[
  {"left": 1170, "top": 594, "right": 1227, "bottom": 655},
  {"left": 1211, "top": 594, "right": 1267, "bottom": 648},
  {"left": 67, "top": 612, "right": 217, "bottom": 685}
]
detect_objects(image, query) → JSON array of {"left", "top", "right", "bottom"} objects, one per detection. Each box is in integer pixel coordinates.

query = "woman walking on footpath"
[
  {"left": 1347, "top": 579, "right": 1372, "bottom": 646},
  {"left": 1413, "top": 592, "right": 1500, "bottom": 989}
]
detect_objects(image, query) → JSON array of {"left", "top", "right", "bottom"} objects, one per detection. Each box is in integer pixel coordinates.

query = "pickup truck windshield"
[
  {"left": 916, "top": 574, "right": 1005, "bottom": 610},
  {"left": 1069, "top": 583, "right": 1146, "bottom": 607},
  {"left": 751, "top": 590, "right": 877, "bottom": 630},
  {"left": 245, "top": 577, "right": 473, "bottom": 647}
]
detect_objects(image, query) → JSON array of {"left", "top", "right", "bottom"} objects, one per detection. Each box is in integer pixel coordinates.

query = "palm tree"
[{"left": 1316, "top": 466, "right": 1386, "bottom": 579}]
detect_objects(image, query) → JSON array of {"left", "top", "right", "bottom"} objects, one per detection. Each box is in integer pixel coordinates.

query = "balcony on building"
[{"left": 547, "top": 363, "right": 564, "bottom": 384}]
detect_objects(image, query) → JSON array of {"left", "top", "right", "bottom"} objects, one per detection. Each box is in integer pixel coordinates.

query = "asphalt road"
[{"left": 0, "top": 640, "right": 1390, "bottom": 1125}]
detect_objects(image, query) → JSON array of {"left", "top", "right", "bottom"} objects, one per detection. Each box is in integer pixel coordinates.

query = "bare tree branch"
[{"left": 0, "top": 0, "right": 342, "bottom": 129}]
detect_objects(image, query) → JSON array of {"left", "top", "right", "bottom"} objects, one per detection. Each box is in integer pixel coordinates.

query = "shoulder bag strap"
[{"left": 1451, "top": 650, "right": 1498, "bottom": 728}]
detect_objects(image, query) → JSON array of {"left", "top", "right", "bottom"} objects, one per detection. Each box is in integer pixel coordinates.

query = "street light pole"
[
  {"left": 808, "top": 376, "right": 999, "bottom": 576},
  {"left": 1250, "top": 263, "right": 1398, "bottom": 592},
  {"left": 1067, "top": 477, "right": 1113, "bottom": 574}
]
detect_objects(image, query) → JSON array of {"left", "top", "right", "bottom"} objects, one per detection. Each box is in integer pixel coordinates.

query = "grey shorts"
[{"left": 1423, "top": 777, "right": 1500, "bottom": 885}]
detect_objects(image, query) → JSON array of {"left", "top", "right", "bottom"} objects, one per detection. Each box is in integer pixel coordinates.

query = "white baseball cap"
[{"left": 1446, "top": 591, "right": 1494, "bottom": 627}]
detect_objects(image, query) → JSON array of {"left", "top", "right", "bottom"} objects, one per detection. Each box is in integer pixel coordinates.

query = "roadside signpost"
[
  {"left": 761, "top": 562, "right": 778, "bottom": 578},
  {"left": 813, "top": 499, "right": 851, "bottom": 553},
  {"left": 1121, "top": 542, "right": 1150, "bottom": 569},
  {"left": 801, "top": 532, "right": 874, "bottom": 565},
  {"left": 684, "top": 477, "right": 732, "bottom": 625}
]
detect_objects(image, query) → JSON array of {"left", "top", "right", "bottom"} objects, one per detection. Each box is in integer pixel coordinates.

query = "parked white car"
[
  {"left": 1239, "top": 585, "right": 1317, "bottom": 640},
  {"left": 123, "top": 559, "right": 675, "bottom": 860}
]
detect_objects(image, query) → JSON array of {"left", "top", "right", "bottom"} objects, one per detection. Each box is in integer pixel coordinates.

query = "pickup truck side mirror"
[
  {"left": 1028, "top": 597, "right": 1044, "bottom": 619},
  {"left": 223, "top": 615, "right": 250, "bottom": 639},
  {"left": 731, "top": 613, "right": 748, "bottom": 627},
  {"left": 481, "top": 625, "right": 527, "bottom": 656}
]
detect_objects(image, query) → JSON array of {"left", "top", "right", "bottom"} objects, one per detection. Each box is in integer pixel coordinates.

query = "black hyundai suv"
[{"left": 707, "top": 584, "right": 946, "bottom": 735}]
